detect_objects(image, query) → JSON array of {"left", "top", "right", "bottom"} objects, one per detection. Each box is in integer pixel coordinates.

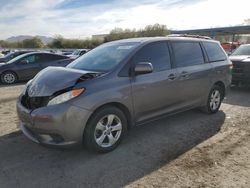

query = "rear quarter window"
[
  {"left": 42, "top": 54, "right": 66, "bottom": 61},
  {"left": 172, "top": 41, "right": 204, "bottom": 67},
  {"left": 203, "top": 42, "right": 227, "bottom": 62},
  {"left": 53, "top": 54, "right": 67, "bottom": 60}
]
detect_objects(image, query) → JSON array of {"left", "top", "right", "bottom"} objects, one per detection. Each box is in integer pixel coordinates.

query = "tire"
[
  {"left": 202, "top": 85, "right": 223, "bottom": 114},
  {"left": 1, "top": 71, "right": 17, "bottom": 84},
  {"left": 84, "top": 106, "right": 128, "bottom": 153}
]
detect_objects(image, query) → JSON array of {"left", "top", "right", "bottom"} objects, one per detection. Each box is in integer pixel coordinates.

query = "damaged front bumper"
[{"left": 16, "top": 96, "right": 92, "bottom": 147}]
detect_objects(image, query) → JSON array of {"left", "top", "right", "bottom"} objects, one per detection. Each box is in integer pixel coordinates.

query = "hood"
[
  {"left": 27, "top": 66, "right": 100, "bottom": 97},
  {"left": 229, "top": 55, "right": 250, "bottom": 61}
]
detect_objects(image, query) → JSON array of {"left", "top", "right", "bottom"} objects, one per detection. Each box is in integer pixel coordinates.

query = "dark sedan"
[
  {"left": 0, "top": 52, "right": 73, "bottom": 84},
  {"left": 0, "top": 51, "right": 33, "bottom": 63}
]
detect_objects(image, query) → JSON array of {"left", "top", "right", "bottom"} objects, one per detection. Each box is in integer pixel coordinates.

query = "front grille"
[
  {"left": 232, "top": 61, "right": 244, "bottom": 74},
  {"left": 21, "top": 93, "right": 50, "bottom": 110}
]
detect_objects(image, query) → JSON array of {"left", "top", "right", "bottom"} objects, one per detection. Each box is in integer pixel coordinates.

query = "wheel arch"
[
  {"left": 213, "top": 81, "right": 226, "bottom": 98},
  {"left": 89, "top": 102, "right": 133, "bottom": 129},
  {"left": 82, "top": 102, "right": 133, "bottom": 146},
  {"left": 83, "top": 102, "right": 132, "bottom": 138}
]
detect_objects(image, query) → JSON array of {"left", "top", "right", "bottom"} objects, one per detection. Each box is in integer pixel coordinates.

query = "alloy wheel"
[
  {"left": 3, "top": 73, "right": 16, "bottom": 84},
  {"left": 210, "top": 90, "right": 221, "bottom": 111},
  {"left": 94, "top": 114, "right": 122, "bottom": 148}
]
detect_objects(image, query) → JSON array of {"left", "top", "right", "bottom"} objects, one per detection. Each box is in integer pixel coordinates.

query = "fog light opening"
[{"left": 39, "top": 134, "right": 64, "bottom": 144}]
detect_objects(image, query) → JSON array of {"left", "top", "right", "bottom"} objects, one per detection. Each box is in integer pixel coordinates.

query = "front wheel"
[
  {"left": 84, "top": 106, "right": 127, "bottom": 153},
  {"left": 1, "top": 71, "right": 17, "bottom": 84},
  {"left": 202, "top": 85, "right": 223, "bottom": 114}
]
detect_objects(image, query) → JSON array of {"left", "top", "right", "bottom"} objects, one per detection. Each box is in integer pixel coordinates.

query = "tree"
[
  {"left": 47, "top": 36, "right": 103, "bottom": 49},
  {"left": 139, "top": 24, "right": 170, "bottom": 37},
  {"left": 2, "top": 23, "right": 171, "bottom": 49},
  {"left": 104, "top": 23, "right": 170, "bottom": 42},
  {"left": 47, "top": 35, "right": 64, "bottom": 48},
  {"left": 21, "top": 37, "right": 44, "bottom": 48}
]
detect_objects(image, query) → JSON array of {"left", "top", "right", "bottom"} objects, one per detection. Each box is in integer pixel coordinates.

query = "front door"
[
  {"left": 15, "top": 54, "right": 42, "bottom": 80},
  {"left": 131, "top": 41, "right": 180, "bottom": 123}
]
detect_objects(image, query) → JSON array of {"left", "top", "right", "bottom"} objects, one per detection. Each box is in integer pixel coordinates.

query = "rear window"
[
  {"left": 203, "top": 42, "right": 227, "bottom": 62},
  {"left": 46, "top": 54, "right": 66, "bottom": 61},
  {"left": 172, "top": 42, "right": 204, "bottom": 67}
]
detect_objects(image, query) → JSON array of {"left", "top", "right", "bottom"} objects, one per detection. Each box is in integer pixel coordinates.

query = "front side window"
[
  {"left": 22, "top": 55, "right": 36, "bottom": 63},
  {"left": 134, "top": 42, "right": 171, "bottom": 72},
  {"left": 5, "top": 53, "right": 15, "bottom": 60},
  {"left": 72, "top": 50, "right": 80, "bottom": 55},
  {"left": 172, "top": 42, "right": 204, "bottom": 67},
  {"left": 68, "top": 42, "right": 140, "bottom": 72},
  {"left": 203, "top": 42, "right": 227, "bottom": 62}
]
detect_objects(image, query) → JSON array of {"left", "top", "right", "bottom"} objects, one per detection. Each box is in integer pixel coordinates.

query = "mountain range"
[{"left": 6, "top": 35, "right": 54, "bottom": 44}]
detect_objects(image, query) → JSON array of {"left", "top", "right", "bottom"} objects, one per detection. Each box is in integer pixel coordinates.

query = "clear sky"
[{"left": 0, "top": 0, "right": 249, "bottom": 39}]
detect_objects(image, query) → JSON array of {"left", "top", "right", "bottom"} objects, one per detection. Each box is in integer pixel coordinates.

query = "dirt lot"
[{"left": 0, "top": 84, "right": 249, "bottom": 188}]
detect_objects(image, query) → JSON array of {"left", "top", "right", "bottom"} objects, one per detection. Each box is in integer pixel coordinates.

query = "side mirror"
[
  {"left": 19, "top": 60, "right": 28, "bottom": 64},
  {"left": 134, "top": 62, "right": 153, "bottom": 75}
]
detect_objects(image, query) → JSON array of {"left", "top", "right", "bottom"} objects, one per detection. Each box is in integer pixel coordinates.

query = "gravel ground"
[{"left": 0, "top": 84, "right": 249, "bottom": 188}]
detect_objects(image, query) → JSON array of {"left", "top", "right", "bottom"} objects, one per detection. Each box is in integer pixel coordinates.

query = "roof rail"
[{"left": 168, "top": 34, "right": 212, "bottom": 40}]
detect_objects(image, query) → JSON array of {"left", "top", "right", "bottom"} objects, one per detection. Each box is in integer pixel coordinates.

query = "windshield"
[
  {"left": 72, "top": 50, "right": 80, "bottom": 55},
  {"left": 232, "top": 45, "right": 250, "bottom": 56},
  {"left": 67, "top": 42, "right": 140, "bottom": 72},
  {"left": 6, "top": 53, "right": 28, "bottom": 64},
  {"left": 3, "top": 52, "right": 15, "bottom": 60}
]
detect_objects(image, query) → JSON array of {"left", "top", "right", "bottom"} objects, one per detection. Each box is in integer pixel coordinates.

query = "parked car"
[
  {"left": 0, "top": 52, "right": 73, "bottom": 84},
  {"left": 1, "top": 50, "right": 11, "bottom": 55},
  {"left": 61, "top": 50, "right": 75, "bottom": 56},
  {"left": 0, "top": 51, "right": 33, "bottom": 63},
  {"left": 67, "top": 49, "right": 89, "bottom": 59},
  {"left": 229, "top": 44, "right": 250, "bottom": 85},
  {"left": 221, "top": 42, "right": 240, "bottom": 55},
  {"left": 17, "top": 37, "right": 231, "bottom": 153}
]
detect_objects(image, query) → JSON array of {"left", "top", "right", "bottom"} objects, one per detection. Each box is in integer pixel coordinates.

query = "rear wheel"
[
  {"left": 84, "top": 106, "right": 127, "bottom": 153},
  {"left": 1, "top": 71, "right": 17, "bottom": 84},
  {"left": 202, "top": 85, "right": 223, "bottom": 114}
]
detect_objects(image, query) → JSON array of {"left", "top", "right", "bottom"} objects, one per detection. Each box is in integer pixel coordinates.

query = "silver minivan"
[{"left": 17, "top": 36, "right": 232, "bottom": 152}]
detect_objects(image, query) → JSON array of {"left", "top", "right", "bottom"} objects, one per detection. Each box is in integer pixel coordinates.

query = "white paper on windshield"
[{"left": 117, "top": 46, "right": 134, "bottom": 50}]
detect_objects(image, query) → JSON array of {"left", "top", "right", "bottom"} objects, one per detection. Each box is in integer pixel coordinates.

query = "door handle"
[
  {"left": 168, "top": 73, "right": 176, "bottom": 80},
  {"left": 180, "top": 71, "right": 189, "bottom": 78}
]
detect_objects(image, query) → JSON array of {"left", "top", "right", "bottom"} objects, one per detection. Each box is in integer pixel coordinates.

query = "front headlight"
[{"left": 47, "top": 88, "right": 85, "bottom": 106}]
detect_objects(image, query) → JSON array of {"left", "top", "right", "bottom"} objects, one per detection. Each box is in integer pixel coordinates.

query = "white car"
[{"left": 67, "top": 49, "right": 89, "bottom": 59}]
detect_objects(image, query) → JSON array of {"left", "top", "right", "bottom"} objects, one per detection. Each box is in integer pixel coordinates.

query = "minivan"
[{"left": 17, "top": 36, "right": 232, "bottom": 152}]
